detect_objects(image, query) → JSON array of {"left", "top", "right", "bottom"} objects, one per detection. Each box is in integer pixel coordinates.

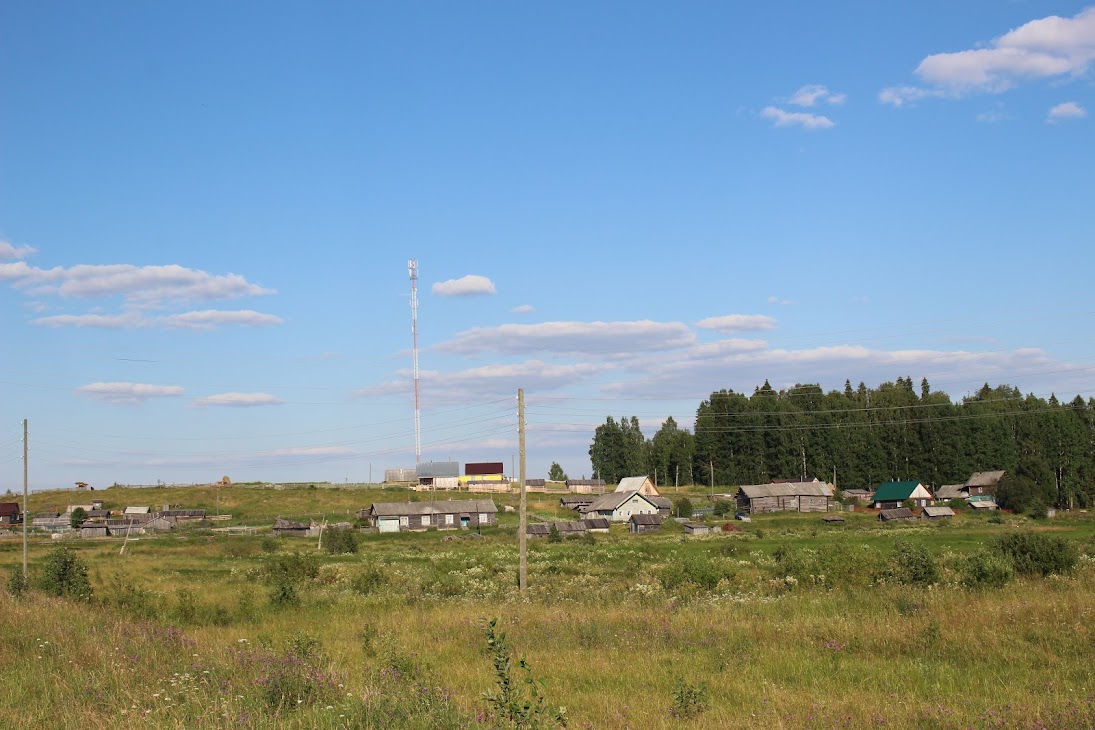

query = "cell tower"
[{"left": 408, "top": 259, "right": 421, "bottom": 464}]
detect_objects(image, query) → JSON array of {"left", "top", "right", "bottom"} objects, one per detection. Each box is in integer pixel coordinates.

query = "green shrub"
[
  {"left": 1027, "top": 501, "right": 1049, "bottom": 520},
  {"left": 69, "top": 507, "right": 88, "bottom": 528},
  {"left": 110, "top": 581, "right": 162, "bottom": 620},
  {"left": 6, "top": 568, "right": 28, "bottom": 598},
  {"left": 260, "top": 536, "right": 279, "bottom": 553},
  {"left": 988, "top": 513, "right": 1005, "bottom": 524},
  {"left": 482, "top": 618, "right": 567, "bottom": 729},
  {"left": 712, "top": 499, "right": 732, "bottom": 517},
  {"left": 674, "top": 497, "right": 694, "bottom": 519},
  {"left": 38, "top": 546, "right": 93, "bottom": 601},
  {"left": 547, "top": 524, "right": 562, "bottom": 543},
  {"left": 882, "top": 539, "right": 940, "bottom": 586},
  {"left": 323, "top": 526, "right": 358, "bottom": 554},
  {"left": 959, "top": 549, "right": 1014, "bottom": 589},
  {"left": 352, "top": 566, "right": 387, "bottom": 596},
  {"left": 994, "top": 532, "right": 1078, "bottom": 576},
  {"left": 659, "top": 555, "right": 730, "bottom": 592}
]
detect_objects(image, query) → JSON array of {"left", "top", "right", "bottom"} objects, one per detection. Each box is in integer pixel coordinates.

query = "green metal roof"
[{"left": 872, "top": 481, "right": 922, "bottom": 502}]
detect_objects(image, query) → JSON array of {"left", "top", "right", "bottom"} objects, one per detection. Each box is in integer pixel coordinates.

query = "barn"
[
  {"left": 363, "top": 500, "right": 498, "bottom": 533},
  {"left": 735, "top": 482, "right": 833, "bottom": 514}
]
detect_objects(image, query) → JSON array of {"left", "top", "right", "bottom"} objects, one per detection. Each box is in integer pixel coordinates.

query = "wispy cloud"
[
  {"left": 1047, "top": 101, "right": 1087, "bottom": 122},
  {"left": 512, "top": 304, "right": 535, "bottom": 314},
  {"left": 761, "top": 106, "right": 834, "bottom": 129},
  {"left": 437, "top": 320, "right": 695, "bottom": 357},
  {"left": 881, "top": 6, "right": 1095, "bottom": 104},
  {"left": 76, "top": 382, "right": 185, "bottom": 404},
  {"left": 193, "top": 392, "right": 284, "bottom": 408},
  {"left": 789, "top": 84, "right": 846, "bottom": 107},
  {"left": 33, "top": 309, "right": 283, "bottom": 330},
  {"left": 432, "top": 274, "right": 496, "bottom": 297},
  {"left": 0, "top": 240, "right": 36, "bottom": 260},
  {"left": 360, "top": 360, "right": 613, "bottom": 404},
  {"left": 696, "top": 314, "right": 776, "bottom": 333},
  {"left": 768, "top": 296, "right": 794, "bottom": 305}
]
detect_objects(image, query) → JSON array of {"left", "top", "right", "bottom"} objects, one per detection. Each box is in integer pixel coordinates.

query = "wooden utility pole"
[
  {"left": 518, "top": 389, "right": 527, "bottom": 594},
  {"left": 22, "top": 419, "right": 28, "bottom": 578}
]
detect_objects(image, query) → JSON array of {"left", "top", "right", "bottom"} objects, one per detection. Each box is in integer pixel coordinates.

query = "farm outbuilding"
[
  {"left": 935, "top": 484, "right": 967, "bottom": 501},
  {"left": 922, "top": 506, "right": 955, "bottom": 520},
  {"left": 273, "top": 518, "right": 311, "bottom": 537},
  {"left": 683, "top": 522, "right": 711, "bottom": 536},
  {"left": 735, "top": 482, "right": 833, "bottom": 514},
  {"left": 0, "top": 503, "right": 21, "bottom": 525},
  {"left": 566, "top": 479, "right": 606, "bottom": 494},
  {"left": 649, "top": 496, "right": 673, "bottom": 517},
  {"left": 363, "top": 500, "right": 498, "bottom": 533},
  {"left": 560, "top": 496, "right": 594, "bottom": 511},
  {"left": 581, "top": 518, "right": 611, "bottom": 532},
  {"left": 527, "top": 521, "right": 588, "bottom": 538},
  {"left": 879, "top": 508, "right": 916, "bottom": 522},
  {"left": 80, "top": 524, "right": 109, "bottom": 538},
  {"left": 628, "top": 514, "right": 663, "bottom": 533}
]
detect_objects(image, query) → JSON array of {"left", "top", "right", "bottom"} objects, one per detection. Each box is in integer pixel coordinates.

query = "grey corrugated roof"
[
  {"left": 922, "top": 506, "right": 955, "bottom": 517},
  {"left": 738, "top": 482, "right": 833, "bottom": 499},
  {"left": 629, "top": 514, "right": 662, "bottom": 525},
  {"left": 274, "top": 518, "right": 308, "bottom": 529},
  {"left": 649, "top": 496, "right": 672, "bottom": 509},
  {"left": 880, "top": 508, "right": 916, "bottom": 520},
  {"left": 566, "top": 479, "right": 605, "bottom": 487},
  {"left": 581, "top": 518, "right": 610, "bottom": 529},
  {"left": 369, "top": 500, "right": 498, "bottom": 517},
  {"left": 965, "top": 470, "right": 1006, "bottom": 487}
]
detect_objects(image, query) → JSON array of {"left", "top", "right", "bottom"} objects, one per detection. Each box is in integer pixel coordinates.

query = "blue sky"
[{"left": 2, "top": 1, "right": 1093, "bottom": 489}]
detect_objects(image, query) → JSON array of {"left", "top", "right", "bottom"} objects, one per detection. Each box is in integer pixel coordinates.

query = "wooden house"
[
  {"left": 872, "top": 481, "right": 933, "bottom": 509},
  {"left": 841, "top": 489, "right": 875, "bottom": 504},
  {"left": 922, "top": 506, "right": 955, "bottom": 520},
  {"left": 735, "top": 482, "right": 833, "bottom": 514},
  {"left": 628, "top": 514, "right": 663, "bottom": 533},
  {"left": 649, "top": 496, "right": 673, "bottom": 517},
  {"left": 80, "top": 523, "right": 109, "bottom": 538},
  {"left": 32, "top": 513, "right": 67, "bottom": 531},
  {"left": 879, "top": 508, "right": 916, "bottom": 522},
  {"left": 683, "top": 522, "right": 711, "bottom": 536},
  {"left": 615, "top": 476, "right": 660, "bottom": 497},
  {"left": 363, "top": 499, "right": 498, "bottom": 533},
  {"left": 965, "top": 471, "right": 1006, "bottom": 497},
  {"left": 0, "top": 503, "right": 21, "bottom": 525},
  {"left": 566, "top": 479, "right": 606, "bottom": 494},
  {"left": 584, "top": 491, "right": 660, "bottom": 522},
  {"left": 934, "top": 484, "right": 967, "bottom": 502}
]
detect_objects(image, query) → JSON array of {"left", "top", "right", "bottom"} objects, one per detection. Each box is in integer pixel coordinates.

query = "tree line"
[{"left": 588, "top": 377, "right": 1095, "bottom": 509}]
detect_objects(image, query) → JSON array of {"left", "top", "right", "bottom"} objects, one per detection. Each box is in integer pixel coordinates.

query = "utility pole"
[
  {"left": 22, "top": 419, "right": 28, "bottom": 578},
  {"left": 709, "top": 459, "right": 714, "bottom": 499},
  {"left": 518, "top": 389, "right": 527, "bottom": 594},
  {"left": 675, "top": 465, "right": 679, "bottom": 492}
]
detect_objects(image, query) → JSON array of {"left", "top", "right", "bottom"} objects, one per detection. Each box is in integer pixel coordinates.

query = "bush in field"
[
  {"left": 323, "top": 526, "right": 358, "bottom": 555},
  {"left": 1027, "top": 501, "right": 1049, "bottom": 520},
  {"left": 773, "top": 542, "right": 876, "bottom": 589},
  {"left": 880, "top": 539, "right": 940, "bottom": 586},
  {"left": 38, "top": 546, "right": 93, "bottom": 601},
  {"left": 482, "top": 617, "right": 567, "bottom": 729},
  {"left": 264, "top": 552, "right": 319, "bottom": 608},
  {"left": 712, "top": 499, "right": 732, "bottom": 517},
  {"left": 669, "top": 678, "right": 710, "bottom": 720},
  {"left": 547, "top": 524, "right": 562, "bottom": 543},
  {"left": 260, "top": 536, "right": 279, "bottom": 553},
  {"left": 659, "top": 555, "right": 730, "bottom": 592},
  {"left": 109, "top": 581, "right": 162, "bottom": 620},
  {"left": 994, "top": 532, "right": 1078, "bottom": 576},
  {"left": 352, "top": 566, "right": 388, "bottom": 596},
  {"left": 674, "top": 497, "right": 694, "bottom": 519},
  {"left": 6, "top": 568, "right": 28, "bottom": 598},
  {"left": 959, "top": 549, "right": 1014, "bottom": 589}
]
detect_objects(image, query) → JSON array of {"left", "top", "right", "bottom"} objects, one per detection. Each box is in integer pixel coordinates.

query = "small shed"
[
  {"left": 581, "top": 518, "right": 611, "bottom": 532},
  {"left": 682, "top": 522, "right": 711, "bottom": 536},
  {"left": 80, "top": 524, "right": 109, "bottom": 538},
  {"left": 879, "top": 508, "right": 916, "bottom": 522},
  {"left": 525, "top": 479, "right": 546, "bottom": 488},
  {"left": 922, "top": 506, "right": 955, "bottom": 520},
  {"left": 628, "top": 513, "right": 663, "bottom": 534},
  {"left": 273, "top": 518, "right": 310, "bottom": 537},
  {"left": 145, "top": 515, "right": 176, "bottom": 532},
  {"left": 560, "top": 496, "right": 594, "bottom": 511},
  {"left": 124, "top": 506, "right": 152, "bottom": 516},
  {"left": 968, "top": 497, "right": 999, "bottom": 511},
  {"left": 526, "top": 523, "right": 551, "bottom": 538},
  {"left": 566, "top": 479, "right": 606, "bottom": 494},
  {"left": 0, "top": 503, "right": 21, "bottom": 525},
  {"left": 823, "top": 515, "right": 846, "bottom": 524}
]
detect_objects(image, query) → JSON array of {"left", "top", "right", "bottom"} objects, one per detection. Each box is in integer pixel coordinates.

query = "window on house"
[
  {"left": 399, "top": 516, "right": 409, "bottom": 526},
  {"left": 478, "top": 513, "right": 488, "bottom": 523},
  {"left": 421, "top": 515, "right": 430, "bottom": 526},
  {"left": 445, "top": 514, "right": 454, "bottom": 525}
]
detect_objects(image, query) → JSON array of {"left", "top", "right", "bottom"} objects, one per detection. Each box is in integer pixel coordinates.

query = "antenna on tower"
[{"left": 409, "top": 259, "right": 421, "bottom": 464}]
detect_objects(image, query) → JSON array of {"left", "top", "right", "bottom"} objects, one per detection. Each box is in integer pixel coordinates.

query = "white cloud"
[
  {"left": 161, "top": 309, "right": 284, "bottom": 329},
  {"left": 437, "top": 320, "right": 695, "bottom": 357},
  {"left": 761, "top": 106, "right": 835, "bottom": 129},
  {"left": 512, "top": 304, "right": 535, "bottom": 314},
  {"left": 193, "top": 392, "right": 284, "bottom": 408},
  {"left": 696, "top": 314, "right": 776, "bottom": 333},
  {"left": 1047, "top": 101, "right": 1087, "bottom": 122},
  {"left": 768, "top": 296, "right": 794, "bottom": 305},
  {"left": 359, "top": 360, "right": 613, "bottom": 404},
  {"left": 789, "top": 84, "right": 846, "bottom": 107},
  {"left": 33, "top": 309, "right": 283, "bottom": 330},
  {"left": 977, "top": 109, "right": 1009, "bottom": 123},
  {"left": 0, "top": 241, "right": 36, "bottom": 260},
  {"left": 883, "top": 7, "right": 1095, "bottom": 103},
  {"left": 76, "top": 382, "right": 185, "bottom": 404},
  {"left": 432, "top": 274, "right": 496, "bottom": 297}
]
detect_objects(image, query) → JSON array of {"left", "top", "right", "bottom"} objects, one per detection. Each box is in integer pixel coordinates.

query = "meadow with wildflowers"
[{"left": 2, "top": 485, "right": 1095, "bottom": 728}]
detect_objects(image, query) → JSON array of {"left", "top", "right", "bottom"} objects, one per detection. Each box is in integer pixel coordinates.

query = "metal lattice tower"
[{"left": 408, "top": 259, "right": 421, "bottom": 464}]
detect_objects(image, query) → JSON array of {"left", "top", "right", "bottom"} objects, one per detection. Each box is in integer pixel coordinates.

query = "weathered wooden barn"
[
  {"left": 735, "top": 482, "right": 834, "bottom": 514},
  {"left": 526, "top": 521, "right": 588, "bottom": 538},
  {"left": 683, "top": 522, "right": 711, "bottom": 536},
  {"left": 922, "top": 506, "right": 955, "bottom": 520},
  {"left": 965, "top": 470, "right": 1006, "bottom": 497},
  {"left": 566, "top": 479, "right": 606, "bottom": 494},
  {"left": 879, "top": 508, "right": 916, "bottom": 522},
  {"left": 560, "top": 496, "right": 594, "bottom": 511},
  {"left": 581, "top": 518, "right": 611, "bottom": 532},
  {"left": 934, "top": 484, "right": 967, "bottom": 501},
  {"left": 363, "top": 499, "right": 498, "bottom": 533},
  {"left": 272, "top": 518, "right": 312, "bottom": 537}
]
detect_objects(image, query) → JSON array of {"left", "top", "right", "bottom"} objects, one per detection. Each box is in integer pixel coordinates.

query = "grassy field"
[{"left": 2, "top": 485, "right": 1094, "bottom": 728}]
